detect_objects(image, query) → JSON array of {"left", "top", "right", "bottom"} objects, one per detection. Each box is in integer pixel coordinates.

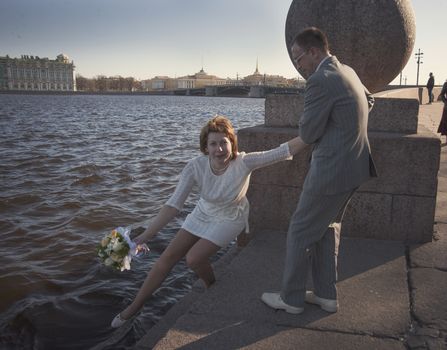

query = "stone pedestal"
[{"left": 238, "top": 94, "right": 440, "bottom": 243}]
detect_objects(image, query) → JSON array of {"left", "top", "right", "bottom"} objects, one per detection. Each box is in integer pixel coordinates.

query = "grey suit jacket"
[{"left": 299, "top": 56, "right": 377, "bottom": 195}]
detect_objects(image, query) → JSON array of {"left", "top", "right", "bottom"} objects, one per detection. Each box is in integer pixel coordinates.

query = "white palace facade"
[{"left": 0, "top": 54, "right": 76, "bottom": 91}]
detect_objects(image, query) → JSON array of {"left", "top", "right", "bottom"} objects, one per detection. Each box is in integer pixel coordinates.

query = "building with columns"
[
  {"left": 0, "top": 54, "right": 76, "bottom": 91},
  {"left": 141, "top": 68, "right": 229, "bottom": 92},
  {"left": 176, "top": 68, "right": 228, "bottom": 89}
]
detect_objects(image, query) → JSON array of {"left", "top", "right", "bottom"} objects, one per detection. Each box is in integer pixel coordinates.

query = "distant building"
[
  {"left": 141, "top": 76, "right": 177, "bottom": 91},
  {"left": 141, "top": 68, "right": 229, "bottom": 91},
  {"left": 242, "top": 60, "right": 290, "bottom": 87},
  {"left": 176, "top": 68, "right": 228, "bottom": 89},
  {"left": 242, "top": 60, "right": 264, "bottom": 86},
  {"left": 0, "top": 54, "right": 76, "bottom": 91}
]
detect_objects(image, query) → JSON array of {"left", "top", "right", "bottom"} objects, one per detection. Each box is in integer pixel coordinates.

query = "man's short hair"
[{"left": 292, "top": 27, "right": 329, "bottom": 53}]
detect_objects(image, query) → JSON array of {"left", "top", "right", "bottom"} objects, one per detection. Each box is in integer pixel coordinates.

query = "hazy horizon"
[{"left": 1, "top": 0, "right": 445, "bottom": 86}]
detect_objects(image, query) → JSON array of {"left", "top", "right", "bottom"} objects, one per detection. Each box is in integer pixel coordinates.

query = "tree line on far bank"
[{"left": 76, "top": 74, "right": 143, "bottom": 92}]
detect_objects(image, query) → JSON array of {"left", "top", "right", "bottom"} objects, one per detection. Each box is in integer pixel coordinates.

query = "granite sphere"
[{"left": 285, "top": 0, "right": 416, "bottom": 92}]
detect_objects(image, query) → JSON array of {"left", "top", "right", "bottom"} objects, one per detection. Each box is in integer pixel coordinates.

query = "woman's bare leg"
[
  {"left": 185, "top": 239, "right": 221, "bottom": 288},
  {"left": 120, "top": 229, "right": 199, "bottom": 319}
]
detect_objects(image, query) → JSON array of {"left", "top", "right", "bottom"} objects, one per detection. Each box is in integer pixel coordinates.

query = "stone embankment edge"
[{"left": 134, "top": 243, "right": 243, "bottom": 349}]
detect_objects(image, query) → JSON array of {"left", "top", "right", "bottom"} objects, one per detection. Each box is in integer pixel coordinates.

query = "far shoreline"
[{"left": 0, "top": 90, "right": 265, "bottom": 98}]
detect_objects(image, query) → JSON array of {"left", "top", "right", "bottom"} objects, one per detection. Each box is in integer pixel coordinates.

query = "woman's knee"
[
  {"left": 185, "top": 252, "right": 206, "bottom": 270},
  {"left": 158, "top": 231, "right": 196, "bottom": 266}
]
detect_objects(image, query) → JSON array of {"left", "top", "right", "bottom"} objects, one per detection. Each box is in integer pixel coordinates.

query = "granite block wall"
[{"left": 238, "top": 94, "right": 440, "bottom": 243}]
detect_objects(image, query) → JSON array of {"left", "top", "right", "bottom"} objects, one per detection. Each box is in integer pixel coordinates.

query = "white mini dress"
[{"left": 166, "top": 143, "right": 291, "bottom": 247}]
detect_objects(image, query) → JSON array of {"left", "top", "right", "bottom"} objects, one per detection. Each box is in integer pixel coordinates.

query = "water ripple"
[{"left": 0, "top": 94, "right": 264, "bottom": 349}]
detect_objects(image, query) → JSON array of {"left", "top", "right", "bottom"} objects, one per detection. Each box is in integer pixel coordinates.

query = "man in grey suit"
[{"left": 262, "top": 27, "right": 377, "bottom": 314}]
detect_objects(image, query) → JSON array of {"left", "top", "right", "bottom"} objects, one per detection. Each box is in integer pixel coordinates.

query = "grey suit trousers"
[{"left": 280, "top": 189, "right": 355, "bottom": 307}]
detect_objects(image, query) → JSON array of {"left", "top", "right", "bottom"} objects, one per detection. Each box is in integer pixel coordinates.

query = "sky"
[{"left": 0, "top": 0, "right": 445, "bottom": 85}]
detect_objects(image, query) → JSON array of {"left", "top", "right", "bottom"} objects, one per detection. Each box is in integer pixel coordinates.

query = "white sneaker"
[
  {"left": 111, "top": 313, "right": 128, "bottom": 328},
  {"left": 261, "top": 292, "right": 304, "bottom": 314},
  {"left": 305, "top": 291, "right": 338, "bottom": 313}
]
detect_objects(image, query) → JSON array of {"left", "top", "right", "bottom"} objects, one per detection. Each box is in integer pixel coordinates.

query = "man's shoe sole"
[{"left": 305, "top": 291, "right": 338, "bottom": 313}]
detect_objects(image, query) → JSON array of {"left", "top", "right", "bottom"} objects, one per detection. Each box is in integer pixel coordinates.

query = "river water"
[{"left": 0, "top": 94, "right": 265, "bottom": 349}]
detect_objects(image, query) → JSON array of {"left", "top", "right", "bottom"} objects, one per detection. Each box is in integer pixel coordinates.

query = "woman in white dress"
[{"left": 112, "top": 115, "right": 306, "bottom": 327}]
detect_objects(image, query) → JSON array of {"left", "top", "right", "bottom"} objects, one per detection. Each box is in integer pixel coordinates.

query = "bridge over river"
[{"left": 168, "top": 85, "right": 303, "bottom": 98}]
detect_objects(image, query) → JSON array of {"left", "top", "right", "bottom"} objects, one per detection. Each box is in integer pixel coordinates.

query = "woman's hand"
[{"left": 135, "top": 243, "right": 150, "bottom": 255}]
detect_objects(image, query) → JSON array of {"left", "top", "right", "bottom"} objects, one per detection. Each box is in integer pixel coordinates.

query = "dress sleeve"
[
  {"left": 165, "top": 161, "right": 196, "bottom": 211},
  {"left": 242, "top": 142, "right": 292, "bottom": 171}
]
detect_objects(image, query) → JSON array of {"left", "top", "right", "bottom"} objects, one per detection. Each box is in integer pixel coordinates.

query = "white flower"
[
  {"left": 97, "top": 226, "right": 149, "bottom": 271},
  {"left": 112, "top": 240, "right": 127, "bottom": 255},
  {"left": 100, "top": 236, "right": 111, "bottom": 247},
  {"left": 121, "top": 255, "right": 131, "bottom": 271},
  {"left": 104, "top": 257, "right": 115, "bottom": 267}
]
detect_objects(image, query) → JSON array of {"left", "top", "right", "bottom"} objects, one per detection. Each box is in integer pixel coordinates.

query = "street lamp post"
[{"left": 415, "top": 48, "right": 423, "bottom": 86}]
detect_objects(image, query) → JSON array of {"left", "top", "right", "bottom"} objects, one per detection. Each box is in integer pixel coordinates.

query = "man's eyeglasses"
[{"left": 294, "top": 50, "right": 308, "bottom": 67}]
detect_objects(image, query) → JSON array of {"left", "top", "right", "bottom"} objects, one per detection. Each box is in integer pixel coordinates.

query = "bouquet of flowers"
[{"left": 97, "top": 226, "right": 149, "bottom": 271}]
